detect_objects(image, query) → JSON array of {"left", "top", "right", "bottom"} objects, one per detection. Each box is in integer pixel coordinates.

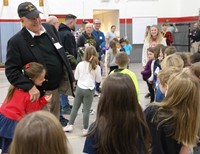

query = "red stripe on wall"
[
  {"left": 76, "top": 19, "right": 93, "bottom": 24},
  {"left": 120, "top": 18, "right": 132, "bottom": 24},
  {"left": 0, "top": 16, "right": 198, "bottom": 23},
  {"left": 158, "top": 16, "right": 199, "bottom": 23},
  {"left": 0, "top": 19, "right": 20, "bottom": 22}
]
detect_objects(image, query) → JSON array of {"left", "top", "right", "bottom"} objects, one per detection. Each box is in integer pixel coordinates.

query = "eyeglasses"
[{"left": 94, "top": 23, "right": 101, "bottom": 25}]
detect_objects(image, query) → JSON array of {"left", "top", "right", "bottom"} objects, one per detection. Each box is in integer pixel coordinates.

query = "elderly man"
[
  {"left": 46, "top": 15, "right": 60, "bottom": 31},
  {"left": 5, "top": 2, "right": 74, "bottom": 119},
  {"left": 77, "top": 23, "right": 100, "bottom": 54}
]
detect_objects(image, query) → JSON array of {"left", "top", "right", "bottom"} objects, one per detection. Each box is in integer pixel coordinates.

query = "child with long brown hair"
[
  {"left": 145, "top": 70, "right": 200, "bottom": 154},
  {"left": 107, "top": 39, "right": 120, "bottom": 73},
  {"left": 10, "top": 111, "right": 70, "bottom": 154},
  {"left": 83, "top": 73, "right": 151, "bottom": 154},
  {"left": 0, "top": 62, "right": 52, "bottom": 153},
  {"left": 64, "top": 46, "right": 101, "bottom": 135}
]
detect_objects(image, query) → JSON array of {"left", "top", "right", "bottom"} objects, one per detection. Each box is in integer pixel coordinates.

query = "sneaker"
[
  {"left": 144, "top": 93, "right": 151, "bottom": 98},
  {"left": 60, "top": 117, "right": 69, "bottom": 127},
  {"left": 62, "top": 108, "right": 72, "bottom": 115},
  {"left": 63, "top": 124, "right": 73, "bottom": 132},
  {"left": 94, "top": 91, "right": 99, "bottom": 97},
  {"left": 82, "top": 129, "right": 88, "bottom": 135}
]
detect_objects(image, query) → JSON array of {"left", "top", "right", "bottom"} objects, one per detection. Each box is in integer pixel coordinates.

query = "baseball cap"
[{"left": 17, "top": 2, "right": 42, "bottom": 19}]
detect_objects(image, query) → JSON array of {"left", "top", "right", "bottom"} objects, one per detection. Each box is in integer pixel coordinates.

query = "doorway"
[{"left": 93, "top": 9, "right": 119, "bottom": 37}]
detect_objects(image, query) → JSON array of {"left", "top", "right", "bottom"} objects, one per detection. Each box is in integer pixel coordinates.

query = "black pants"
[{"left": 146, "top": 81, "right": 154, "bottom": 103}]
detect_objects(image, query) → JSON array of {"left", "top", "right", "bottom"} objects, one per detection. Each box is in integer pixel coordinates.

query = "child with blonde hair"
[
  {"left": 161, "top": 54, "right": 184, "bottom": 69},
  {"left": 157, "top": 67, "right": 181, "bottom": 94},
  {"left": 64, "top": 46, "right": 101, "bottom": 134},
  {"left": 0, "top": 62, "right": 52, "bottom": 153},
  {"left": 10, "top": 111, "right": 70, "bottom": 154},
  {"left": 145, "top": 71, "right": 200, "bottom": 153},
  {"left": 142, "top": 25, "right": 167, "bottom": 66}
]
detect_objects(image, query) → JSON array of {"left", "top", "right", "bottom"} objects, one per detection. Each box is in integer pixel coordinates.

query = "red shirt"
[
  {"left": 161, "top": 31, "right": 173, "bottom": 46},
  {"left": 0, "top": 89, "right": 48, "bottom": 121}
]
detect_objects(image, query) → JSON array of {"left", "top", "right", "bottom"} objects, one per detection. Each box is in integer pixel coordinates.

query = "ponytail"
[
  {"left": 6, "top": 85, "right": 15, "bottom": 102},
  {"left": 89, "top": 55, "right": 98, "bottom": 70}
]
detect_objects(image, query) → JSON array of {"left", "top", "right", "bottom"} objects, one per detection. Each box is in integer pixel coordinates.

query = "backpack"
[{"left": 76, "top": 47, "right": 84, "bottom": 64}]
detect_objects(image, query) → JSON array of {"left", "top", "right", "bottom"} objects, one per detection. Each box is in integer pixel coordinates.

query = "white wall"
[
  {"left": 180, "top": 0, "right": 200, "bottom": 17},
  {"left": 0, "top": 0, "right": 199, "bottom": 19}
]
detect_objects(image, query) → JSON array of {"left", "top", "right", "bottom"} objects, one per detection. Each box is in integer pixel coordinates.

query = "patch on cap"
[{"left": 18, "top": 2, "right": 42, "bottom": 19}]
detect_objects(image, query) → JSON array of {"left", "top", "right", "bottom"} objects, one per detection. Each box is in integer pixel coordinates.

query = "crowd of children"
[{"left": 1, "top": 23, "right": 200, "bottom": 154}]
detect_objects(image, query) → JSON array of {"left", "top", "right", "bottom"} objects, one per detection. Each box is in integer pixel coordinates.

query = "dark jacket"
[
  {"left": 58, "top": 23, "right": 77, "bottom": 58},
  {"left": 144, "top": 106, "right": 182, "bottom": 154},
  {"left": 5, "top": 23, "right": 75, "bottom": 96},
  {"left": 77, "top": 32, "right": 100, "bottom": 54}
]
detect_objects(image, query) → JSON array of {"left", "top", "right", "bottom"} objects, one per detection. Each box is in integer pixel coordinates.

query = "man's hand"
[{"left": 29, "top": 85, "right": 40, "bottom": 102}]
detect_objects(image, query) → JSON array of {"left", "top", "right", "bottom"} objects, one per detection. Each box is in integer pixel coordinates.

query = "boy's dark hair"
[
  {"left": 111, "top": 25, "right": 116, "bottom": 29},
  {"left": 190, "top": 53, "right": 200, "bottom": 63},
  {"left": 119, "top": 38, "right": 126, "bottom": 44},
  {"left": 176, "top": 52, "right": 190, "bottom": 67},
  {"left": 65, "top": 14, "right": 77, "bottom": 20},
  {"left": 82, "top": 21, "right": 89, "bottom": 25},
  {"left": 164, "top": 46, "right": 177, "bottom": 56},
  {"left": 115, "top": 52, "right": 129, "bottom": 67}
]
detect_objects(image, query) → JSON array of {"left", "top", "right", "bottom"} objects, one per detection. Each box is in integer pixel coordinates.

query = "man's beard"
[{"left": 71, "top": 25, "right": 75, "bottom": 31}]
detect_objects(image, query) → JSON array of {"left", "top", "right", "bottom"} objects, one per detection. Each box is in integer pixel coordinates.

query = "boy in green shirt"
[{"left": 110, "top": 52, "right": 140, "bottom": 101}]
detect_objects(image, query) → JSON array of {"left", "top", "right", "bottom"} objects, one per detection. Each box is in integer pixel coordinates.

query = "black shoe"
[
  {"left": 145, "top": 93, "right": 151, "bottom": 98},
  {"left": 60, "top": 117, "right": 69, "bottom": 127}
]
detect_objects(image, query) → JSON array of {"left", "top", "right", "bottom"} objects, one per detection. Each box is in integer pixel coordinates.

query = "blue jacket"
[{"left": 92, "top": 29, "right": 106, "bottom": 54}]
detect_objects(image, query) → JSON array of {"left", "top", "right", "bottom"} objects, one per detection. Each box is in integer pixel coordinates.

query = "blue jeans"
[
  {"left": 155, "top": 86, "right": 165, "bottom": 102},
  {"left": 60, "top": 94, "right": 70, "bottom": 109},
  {"left": 59, "top": 94, "right": 70, "bottom": 118}
]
